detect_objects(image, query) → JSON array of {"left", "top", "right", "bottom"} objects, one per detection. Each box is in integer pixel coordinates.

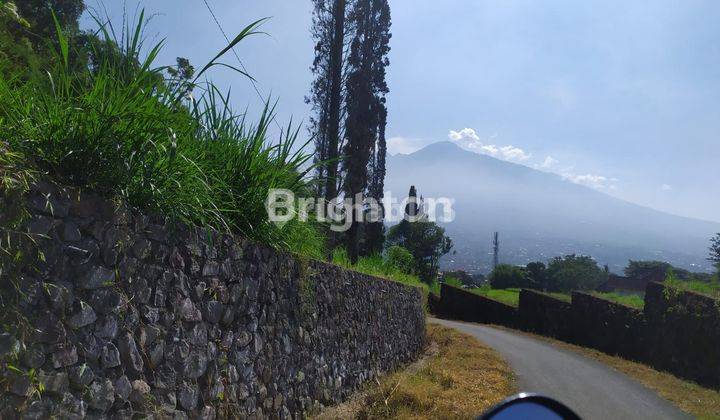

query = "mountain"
[{"left": 385, "top": 141, "right": 719, "bottom": 274}]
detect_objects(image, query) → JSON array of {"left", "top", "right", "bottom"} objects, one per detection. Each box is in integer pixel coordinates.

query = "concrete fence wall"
[
  {"left": 0, "top": 180, "right": 426, "bottom": 419},
  {"left": 519, "top": 290, "right": 573, "bottom": 341},
  {"left": 433, "top": 284, "right": 518, "bottom": 328},
  {"left": 432, "top": 283, "right": 720, "bottom": 388}
]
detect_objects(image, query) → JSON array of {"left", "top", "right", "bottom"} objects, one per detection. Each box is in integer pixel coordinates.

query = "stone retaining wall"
[{"left": 0, "top": 181, "right": 426, "bottom": 419}]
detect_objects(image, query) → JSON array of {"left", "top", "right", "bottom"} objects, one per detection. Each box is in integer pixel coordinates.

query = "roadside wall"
[
  {"left": 435, "top": 284, "right": 518, "bottom": 328},
  {"left": 0, "top": 180, "right": 426, "bottom": 419},
  {"left": 570, "top": 292, "right": 645, "bottom": 360},
  {"left": 645, "top": 282, "right": 720, "bottom": 388},
  {"left": 432, "top": 281, "right": 720, "bottom": 388},
  {"left": 518, "top": 290, "right": 573, "bottom": 341}
]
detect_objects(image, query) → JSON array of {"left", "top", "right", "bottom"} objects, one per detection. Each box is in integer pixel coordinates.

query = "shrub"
[
  {"left": 331, "top": 248, "right": 428, "bottom": 293},
  {"left": 385, "top": 245, "right": 414, "bottom": 274},
  {"left": 444, "top": 276, "right": 463, "bottom": 288},
  {"left": 489, "top": 264, "right": 529, "bottom": 289},
  {"left": 546, "top": 254, "right": 607, "bottom": 292}
]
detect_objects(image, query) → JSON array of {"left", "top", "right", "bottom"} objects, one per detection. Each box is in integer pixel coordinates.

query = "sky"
[{"left": 81, "top": 0, "right": 720, "bottom": 223}]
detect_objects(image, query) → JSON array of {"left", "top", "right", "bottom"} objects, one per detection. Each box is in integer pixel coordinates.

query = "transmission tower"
[{"left": 492, "top": 232, "right": 499, "bottom": 269}]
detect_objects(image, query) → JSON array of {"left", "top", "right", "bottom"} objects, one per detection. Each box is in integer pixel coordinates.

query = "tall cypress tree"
[
  {"left": 363, "top": 103, "right": 387, "bottom": 255},
  {"left": 307, "top": 0, "right": 349, "bottom": 200},
  {"left": 710, "top": 233, "right": 720, "bottom": 274},
  {"left": 343, "top": 0, "right": 391, "bottom": 263}
]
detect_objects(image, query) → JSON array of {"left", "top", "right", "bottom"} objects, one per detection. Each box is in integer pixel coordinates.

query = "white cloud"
[
  {"left": 448, "top": 128, "right": 480, "bottom": 142},
  {"left": 448, "top": 128, "right": 531, "bottom": 162},
  {"left": 660, "top": 184, "right": 672, "bottom": 191},
  {"left": 387, "top": 136, "right": 430, "bottom": 155},
  {"left": 540, "top": 156, "right": 559, "bottom": 169},
  {"left": 561, "top": 173, "right": 618, "bottom": 191},
  {"left": 447, "top": 128, "right": 619, "bottom": 192}
]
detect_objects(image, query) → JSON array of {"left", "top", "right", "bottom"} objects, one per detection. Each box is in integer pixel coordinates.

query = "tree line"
[{"left": 486, "top": 247, "right": 720, "bottom": 294}]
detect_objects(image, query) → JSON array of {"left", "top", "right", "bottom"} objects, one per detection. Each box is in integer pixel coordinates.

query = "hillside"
[{"left": 386, "top": 142, "right": 719, "bottom": 273}]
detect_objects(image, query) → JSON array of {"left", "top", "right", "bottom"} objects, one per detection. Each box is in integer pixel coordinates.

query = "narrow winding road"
[{"left": 431, "top": 318, "right": 688, "bottom": 420}]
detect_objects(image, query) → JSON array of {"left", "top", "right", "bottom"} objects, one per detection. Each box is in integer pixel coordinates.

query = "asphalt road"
[{"left": 431, "top": 318, "right": 688, "bottom": 420}]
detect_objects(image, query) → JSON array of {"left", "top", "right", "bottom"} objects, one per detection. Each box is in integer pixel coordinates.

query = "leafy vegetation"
[
  {"left": 385, "top": 245, "right": 415, "bottom": 275},
  {"left": 387, "top": 186, "right": 453, "bottom": 283},
  {"left": 710, "top": 233, "right": 720, "bottom": 274},
  {"left": 489, "top": 264, "right": 530, "bottom": 290},
  {"left": 665, "top": 277, "right": 720, "bottom": 300},
  {"left": 546, "top": 254, "right": 608, "bottom": 292},
  {"left": 0, "top": 11, "right": 326, "bottom": 258},
  {"left": 331, "top": 248, "right": 429, "bottom": 293},
  {"left": 487, "top": 254, "right": 607, "bottom": 293}
]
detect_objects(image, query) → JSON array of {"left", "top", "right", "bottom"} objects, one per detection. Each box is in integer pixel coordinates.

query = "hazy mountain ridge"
[{"left": 386, "top": 142, "right": 720, "bottom": 274}]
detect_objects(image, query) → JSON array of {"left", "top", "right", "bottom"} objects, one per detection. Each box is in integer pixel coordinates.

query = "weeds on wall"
[{"left": 331, "top": 248, "right": 430, "bottom": 294}]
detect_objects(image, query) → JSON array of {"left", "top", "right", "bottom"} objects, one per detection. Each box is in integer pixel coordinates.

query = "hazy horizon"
[{"left": 393, "top": 140, "right": 720, "bottom": 225}]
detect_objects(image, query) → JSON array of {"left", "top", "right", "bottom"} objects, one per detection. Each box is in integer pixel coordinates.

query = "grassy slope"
[
  {"left": 469, "top": 287, "right": 521, "bottom": 306},
  {"left": 464, "top": 287, "right": 572, "bottom": 307},
  {"left": 666, "top": 278, "right": 720, "bottom": 300},
  {"left": 592, "top": 292, "right": 645, "bottom": 309}
]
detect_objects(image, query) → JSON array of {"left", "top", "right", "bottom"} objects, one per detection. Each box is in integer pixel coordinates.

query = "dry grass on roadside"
[
  {"left": 501, "top": 327, "right": 720, "bottom": 419},
  {"left": 317, "top": 323, "right": 516, "bottom": 420}
]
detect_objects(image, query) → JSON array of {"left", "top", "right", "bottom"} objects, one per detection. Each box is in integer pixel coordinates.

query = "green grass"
[
  {"left": 0, "top": 12, "right": 325, "bottom": 259},
  {"left": 665, "top": 278, "right": 720, "bottom": 300},
  {"left": 469, "top": 286, "right": 521, "bottom": 307},
  {"left": 593, "top": 292, "right": 645, "bottom": 309},
  {"left": 332, "top": 248, "right": 429, "bottom": 293}
]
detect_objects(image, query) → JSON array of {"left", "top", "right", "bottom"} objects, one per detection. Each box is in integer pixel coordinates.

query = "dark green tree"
[
  {"left": 362, "top": 103, "right": 387, "bottom": 255},
  {"left": 1, "top": 0, "right": 86, "bottom": 77},
  {"left": 307, "top": 0, "right": 349, "bottom": 200},
  {"left": 624, "top": 260, "right": 672, "bottom": 280},
  {"left": 489, "top": 264, "right": 529, "bottom": 289},
  {"left": 342, "top": 0, "right": 391, "bottom": 263},
  {"left": 525, "top": 261, "right": 548, "bottom": 290},
  {"left": 387, "top": 186, "right": 452, "bottom": 282},
  {"left": 546, "top": 254, "right": 608, "bottom": 292},
  {"left": 710, "top": 233, "right": 720, "bottom": 274}
]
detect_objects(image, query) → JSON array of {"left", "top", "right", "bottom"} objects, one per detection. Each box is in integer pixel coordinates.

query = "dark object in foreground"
[{"left": 479, "top": 393, "right": 581, "bottom": 420}]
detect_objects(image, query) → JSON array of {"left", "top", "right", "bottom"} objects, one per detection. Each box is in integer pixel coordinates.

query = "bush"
[
  {"left": 444, "top": 276, "right": 463, "bottom": 288},
  {"left": 331, "top": 248, "right": 428, "bottom": 293},
  {"left": 0, "top": 13, "right": 325, "bottom": 258},
  {"left": 385, "top": 245, "right": 414, "bottom": 274},
  {"left": 489, "top": 264, "right": 529, "bottom": 289},
  {"left": 665, "top": 270, "right": 720, "bottom": 299},
  {"left": 546, "top": 254, "right": 607, "bottom": 292}
]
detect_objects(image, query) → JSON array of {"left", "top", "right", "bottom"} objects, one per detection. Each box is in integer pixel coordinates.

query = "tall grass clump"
[
  {"left": 0, "top": 11, "right": 324, "bottom": 257},
  {"left": 331, "top": 248, "right": 429, "bottom": 293}
]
